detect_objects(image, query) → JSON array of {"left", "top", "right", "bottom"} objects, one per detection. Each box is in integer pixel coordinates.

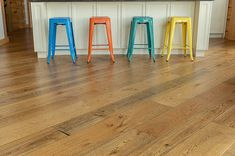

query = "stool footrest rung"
[
  {"left": 55, "top": 45, "right": 70, "bottom": 47},
  {"left": 92, "top": 44, "right": 109, "bottom": 47},
  {"left": 94, "top": 23, "right": 106, "bottom": 25},
  {"left": 55, "top": 49, "right": 70, "bottom": 51},
  {"left": 134, "top": 44, "right": 148, "bottom": 45},
  {"left": 134, "top": 48, "right": 152, "bottom": 50},
  {"left": 92, "top": 48, "right": 110, "bottom": 50},
  {"left": 163, "top": 45, "right": 190, "bottom": 49}
]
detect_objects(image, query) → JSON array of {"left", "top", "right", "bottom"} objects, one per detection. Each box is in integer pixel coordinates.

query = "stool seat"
[
  {"left": 162, "top": 16, "right": 194, "bottom": 61},
  {"left": 90, "top": 16, "right": 111, "bottom": 24},
  {"left": 127, "top": 16, "right": 155, "bottom": 62},
  {"left": 49, "top": 17, "right": 71, "bottom": 25},
  {"left": 168, "top": 17, "right": 191, "bottom": 23},
  {"left": 90, "top": 16, "right": 110, "bottom": 19},
  {"left": 47, "top": 17, "right": 77, "bottom": 64},
  {"left": 50, "top": 17, "right": 70, "bottom": 20},
  {"left": 133, "top": 16, "right": 153, "bottom": 24}
]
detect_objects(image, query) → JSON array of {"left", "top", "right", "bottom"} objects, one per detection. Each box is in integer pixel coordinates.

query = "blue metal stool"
[
  {"left": 47, "top": 17, "right": 77, "bottom": 64},
  {"left": 127, "top": 16, "right": 155, "bottom": 62}
]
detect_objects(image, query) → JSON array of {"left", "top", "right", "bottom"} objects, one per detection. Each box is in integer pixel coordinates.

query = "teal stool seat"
[{"left": 127, "top": 16, "right": 155, "bottom": 62}]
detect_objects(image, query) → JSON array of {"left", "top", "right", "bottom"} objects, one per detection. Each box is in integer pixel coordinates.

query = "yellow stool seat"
[{"left": 162, "top": 17, "right": 194, "bottom": 61}]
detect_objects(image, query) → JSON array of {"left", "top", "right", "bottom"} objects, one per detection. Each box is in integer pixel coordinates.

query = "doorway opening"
[{"left": 3, "top": 0, "right": 32, "bottom": 35}]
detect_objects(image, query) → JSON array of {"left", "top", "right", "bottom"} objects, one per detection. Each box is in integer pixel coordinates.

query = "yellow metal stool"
[{"left": 161, "top": 17, "right": 194, "bottom": 61}]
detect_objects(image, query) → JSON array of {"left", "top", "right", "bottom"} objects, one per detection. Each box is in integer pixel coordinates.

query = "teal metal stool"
[{"left": 127, "top": 16, "right": 155, "bottom": 62}]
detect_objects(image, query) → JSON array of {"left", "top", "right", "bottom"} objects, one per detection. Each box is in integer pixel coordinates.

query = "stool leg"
[
  {"left": 47, "top": 21, "right": 55, "bottom": 64},
  {"left": 106, "top": 20, "right": 115, "bottom": 63},
  {"left": 51, "top": 24, "right": 57, "bottom": 60},
  {"left": 66, "top": 21, "right": 76, "bottom": 64},
  {"left": 88, "top": 20, "right": 94, "bottom": 63},
  {"left": 182, "top": 23, "right": 187, "bottom": 57},
  {"left": 187, "top": 20, "right": 194, "bottom": 61},
  {"left": 127, "top": 21, "right": 133, "bottom": 58},
  {"left": 146, "top": 22, "right": 152, "bottom": 58},
  {"left": 71, "top": 22, "right": 78, "bottom": 59},
  {"left": 148, "top": 21, "right": 155, "bottom": 62},
  {"left": 161, "top": 22, "right": 170, "bottom": 57},
  {"left": 166, "top": 20, "right": 176, "bottom": 62},
  {"left": 127, "top": 20, "right": 137, "bottom": 62}
]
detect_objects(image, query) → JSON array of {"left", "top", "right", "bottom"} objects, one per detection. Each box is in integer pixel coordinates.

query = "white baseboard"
[
  {"left": 210, "top": 33, "right": 224, "bottom": 38},
  {"left": 0, "top": 37, "right": 9, "bottom": 45},
  {"left": 37, "top": 49, "right": 205, "bottom": 58}
]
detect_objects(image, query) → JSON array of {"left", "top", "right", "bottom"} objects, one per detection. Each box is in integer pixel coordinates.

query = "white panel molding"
[
  {"left": 72, "top": 2, "right": 96, "bottom": 49},
  {"left": 47, "top": 3, "right": 72, "bottom": 46},
  {"left": 146, "top": 2, "right": 169, "bottom": 48},
  {"left": 31, "top": 3, "right": 47, "bottom": 52},
  {"left": 121, "top": 2, "right": 145, "bottom": 49},
  {"left": 170, "top": 1, "right": 195, "bottom": 44},
  {"left": 194, "top": 1, "right": 213, "bottom": 53},
  {"left": 210, "top": 0, "right": 229, "bottom": 37},
  {"left": 97, "top": 2, "right": 121, "bottom": 48}
]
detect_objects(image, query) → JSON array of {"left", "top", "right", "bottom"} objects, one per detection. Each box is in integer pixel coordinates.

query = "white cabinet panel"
[
  {"left": 72, "top": 2, "right": 95, "bottom": 49},
  {"left": 195, "top": 1, "right": 213, "bottom": 51},
  {"left": 31, "top": 3, "right": 47, "bottom": 52},
  {"left": 210, "top": 0, "right": 228, "bottom": 37},
  {"left": 47, "top": 3, "right": 71, "bottom": 47},
  {"left": 121, "top": 2, "right": 145, "bottom": 49},
  {"left": 170, "top": 2, "right": 195, "bottom": 44},
  {"left": 0, "top": 5, "right": 5, "bottom": 40},
  {"left": 31, "top": 2, "right": 213, "bottom": 57},
  {"left": 146, "top": 2, "right": 169, "bottom": 48},
  {"left": 97, "top": 2, "right": 120, "bottom": 49}
]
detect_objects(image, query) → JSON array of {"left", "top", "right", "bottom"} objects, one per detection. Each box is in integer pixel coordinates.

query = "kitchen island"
[{"left": 31, "top": 0, "right": 213, "bottom": 58}]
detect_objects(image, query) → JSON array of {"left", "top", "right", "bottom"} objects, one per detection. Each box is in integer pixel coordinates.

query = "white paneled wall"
[
  {"left": 47, "top": 3, "right": 71, "bottom": 45},
  {"left": 97, "top": 2, "right": 121, "bottom": 48},
  {"left": 210, "top": 0, "right": 229, "bottom": 38},
  {"left": 31, "top": 1, "right": 213, "bottom": 58},
  {"left": 146, "top": 2, "right": 169, "bottom": 48},
  {"left": 31, "top": 3, "right": 47, "bottom": 51},
  {"left": 72, "top": 2, "right": 96, "bottom": 49},
  {"left": 170, "top": 2, "right": 195, "bottom": 44},
  {"left": 0, "top": 4, "right": 5, "bottom": 40},
  {"left": 121, "top": 2, "right": 145, "bottom": 48}
]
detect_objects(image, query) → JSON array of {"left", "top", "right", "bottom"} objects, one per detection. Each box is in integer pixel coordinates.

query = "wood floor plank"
[
  {"left": 0, "top": 66, "right": 181, "bottom": 146},
  {"left": 14, "top": 75, "right": 234, "bottom": 155},
  {"left": 0, "top": 29, "right": 234, "bottom": 155},
  {"left": 81, "top": 82, "right": 235, "bottom": 156},
  {"left": 151, "top": 64, "right": 235, "bottom": 107},
  {"left": 163, "top": 123, "right": 235, "bottom": 156},
  {"left": 222, "top": 143, "right": 235, "bottom": 156},
  {"left": 12, "top": 100, "right": 168, "bottom": 155},
  {"left": 214, "top": 104, "right": 235, "bottom": 129}
]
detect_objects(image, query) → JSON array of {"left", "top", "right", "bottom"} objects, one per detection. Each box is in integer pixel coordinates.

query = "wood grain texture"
[{"left": 0, "top": 30, "right": 234, "bottom": 155}]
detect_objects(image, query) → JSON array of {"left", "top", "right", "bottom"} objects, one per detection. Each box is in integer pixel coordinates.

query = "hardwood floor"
[{"left": 0, "top": 29, "right": 234, "bottom": 156}]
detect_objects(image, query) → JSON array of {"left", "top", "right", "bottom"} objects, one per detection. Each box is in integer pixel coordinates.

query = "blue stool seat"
[
  {"left": 47, "top": 17, "right": 77, "bottom": 64},
  {"left": 127, "top": 16, "right": 155, "bottom": 62}
]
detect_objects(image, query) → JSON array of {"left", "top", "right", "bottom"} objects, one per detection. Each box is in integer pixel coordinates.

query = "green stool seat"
[{"left": 127, "top": 16, "right": 155, "bottom": 62}]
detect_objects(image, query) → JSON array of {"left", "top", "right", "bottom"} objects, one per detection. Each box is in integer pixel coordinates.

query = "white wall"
[
  {"left": 24, "top": 0, "right": 29, "bottom": 25},
  {"left": 210, "top": 0, "right": 229, "bottom": 38},
  {"left": 0, "top": 3, "right": 5, "bottom": 40}
]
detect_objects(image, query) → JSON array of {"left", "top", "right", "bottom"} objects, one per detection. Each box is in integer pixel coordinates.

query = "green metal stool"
[{"left": 127, "top": 16, "right": 155, "bottom": 62}]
